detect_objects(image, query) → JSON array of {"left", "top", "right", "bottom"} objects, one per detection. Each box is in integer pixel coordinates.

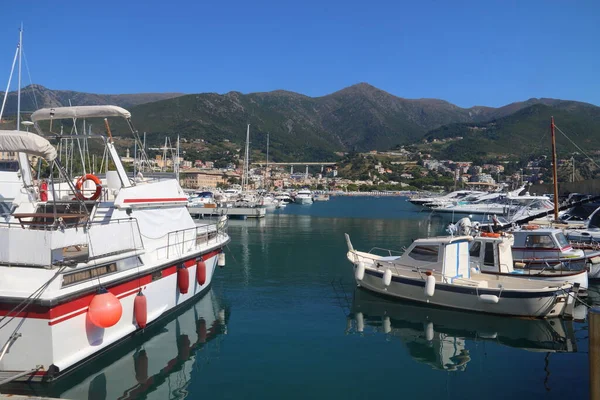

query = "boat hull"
[
  {"left": 355, "top": 267, "right": 568, "bottom": 318},
  {"left": 0, "top": 249, "right": 224, "bottom": 383},
  {"left": 482, "top": 269, "right": 589, "bottom": 290}
]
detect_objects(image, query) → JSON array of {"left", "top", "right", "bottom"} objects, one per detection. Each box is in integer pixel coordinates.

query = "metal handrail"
[{"left": 165, "top": 219, "right": 227, "bottom": 258}]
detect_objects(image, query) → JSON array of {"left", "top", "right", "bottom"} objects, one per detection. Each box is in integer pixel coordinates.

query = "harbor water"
[{"left": 8, "top": 196, "right": 594, "bottom": 399}]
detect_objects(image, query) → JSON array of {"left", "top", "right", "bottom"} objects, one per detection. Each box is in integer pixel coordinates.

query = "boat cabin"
[
  {"left": 402, "top": 236, "right": 472, "bottom": 281},
  {"left": 469, "top": 234, "right": 515, "bottom": 274},
  {"left": 511, "top": 228, "right": 584, "bottom": 261}
]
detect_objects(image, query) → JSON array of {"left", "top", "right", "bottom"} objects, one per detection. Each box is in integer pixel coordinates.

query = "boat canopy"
[
  {"left": 31, "top": 105, "right": 131, "bottom": 122},
  {"left": 0, "top": 130, "right": 57, "bottom": 161}
]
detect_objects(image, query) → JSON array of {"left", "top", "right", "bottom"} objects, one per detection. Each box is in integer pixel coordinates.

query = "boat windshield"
[{"left": 555, "top": 232, "right": 570, "bottom": 248}]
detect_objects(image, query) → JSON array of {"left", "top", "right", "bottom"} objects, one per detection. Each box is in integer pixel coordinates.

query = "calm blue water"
[{"left": 11, "top": 197, "right": 595, "bottom": 399}]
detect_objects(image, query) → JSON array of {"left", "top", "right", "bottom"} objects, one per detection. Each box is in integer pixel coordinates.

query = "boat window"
[
  {"left": 469, "top": 241, "right": 481, "bottom": 257},
  {"left": 407, "top": 245, "right": 439, "bottom": 262},
  {"left": 555, "top": 233, "right": 569, "bottom": 248},
  {"left": 0, "top": 161, "right": 19, "bottom": 172},
  {"left": 525, "top": 235, "right": 554, "bottom": 249},
  {"left": 484, "top": 243, "right": 495, "bottom": 266}
]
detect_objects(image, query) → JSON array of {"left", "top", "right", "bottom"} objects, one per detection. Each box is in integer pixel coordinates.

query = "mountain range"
[{"left": 2, "top": 83, "right": 599, "bottom": 161}]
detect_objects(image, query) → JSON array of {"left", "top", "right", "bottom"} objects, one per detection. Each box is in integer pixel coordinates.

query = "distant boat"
[
  {"left": 294, "top": 189, "right": 313, "bottom": 205},
  {"left": 313, "top": 193, "right": 330, "bottom": 202}
]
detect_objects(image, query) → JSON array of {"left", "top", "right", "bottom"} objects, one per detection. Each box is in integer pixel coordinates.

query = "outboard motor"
[{"left": 456, "top": 217, "right": 472, "bottom": 236}]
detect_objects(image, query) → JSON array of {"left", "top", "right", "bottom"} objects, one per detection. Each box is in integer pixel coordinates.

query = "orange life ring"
[
  {"left": 481, "top": 232, "right": 501, "bottom": 238},
  {"left": 75, "top": 174, "right": 102, "bottom": 201}
]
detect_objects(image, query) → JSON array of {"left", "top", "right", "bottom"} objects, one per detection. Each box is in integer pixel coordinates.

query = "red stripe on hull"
[{"left": 0, "top": 249, "right": 223, "bottom": 323}]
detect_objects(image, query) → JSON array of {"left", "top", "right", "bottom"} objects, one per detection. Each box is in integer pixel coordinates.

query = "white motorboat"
[
  {"left": 469, "top": 232, "right": 589, "bottom": 290},
  {"left": 313, "top": 193, "right": 330, "bottom": 202},
  {"left": 344, "top": 233, "right": 577, "bottom": 318},
  {"left": 566, "top": 206, "right": 600, "bottom": 245},
  {"left": 188, "top": 191, "right": 217, "bottom": 207},
  {"left": 274, "top": 192, "right": 293, "bottom": 204},
  {"left": 506, "top": 225, "right": 600, "bottom": 279},
  {"left": 0, "top": 106, "right": 230, "bottom": 383},
  {"left": 294, "top": 189, "right": 313, "bottom": 205},
  {"left": 408, "top": 190, "right": 486, "bottom": 208},
  {"left": 430, "top": 194, "right": 555, "bottom": 222}
]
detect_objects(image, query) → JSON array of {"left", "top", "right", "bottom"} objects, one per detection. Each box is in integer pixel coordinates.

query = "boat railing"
[
  {"left": 366, "top": 247, "right": 404, "bottom": 258},
  {"left": 0, "top": 217, "right": 144, "bottom": 268},
  {"left": 165, "top": 217, "right": 228, "bottom": 259},
  {"left": 351, "top": 249, "right": 440, "bottom": 280}
]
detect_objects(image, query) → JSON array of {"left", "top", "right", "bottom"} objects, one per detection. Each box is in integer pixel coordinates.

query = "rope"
[
  {"left": 22, "top": 49, "right": 38, "bottom": 110},
  {"left": 560, "top": 287, "right": 592, "bottom": 309},
  {"left": 554, "top": 124, "right": 600, "bottom": 170}
]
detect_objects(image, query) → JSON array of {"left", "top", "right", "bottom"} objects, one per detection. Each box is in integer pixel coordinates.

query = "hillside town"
[{"left": 99, "top": 144, "right": 568, "bottom": 193}]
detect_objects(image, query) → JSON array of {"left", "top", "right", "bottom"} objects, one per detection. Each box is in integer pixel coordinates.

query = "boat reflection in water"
[
  {"left": 5, "top": 290, "right": 228, "bottom": 400},
  {"left": 348, "top": 288, "right": 580, "bottom": 371}
]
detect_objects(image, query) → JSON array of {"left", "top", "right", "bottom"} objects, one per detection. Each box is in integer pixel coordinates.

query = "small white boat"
[
  {"left": 294, "top": 189, "right": 313, "bottom": 205},
  {"left": 508, "top": 225, "right": 600, "bottom": 279},
  {"left": 188, "top": 190, "right": 217, "bottom": 207},
  {"left": 274, "top": 192, "right": 293, "bottom": 204},
  {"left": 313, "top": 193, "right": 330, "bottom": 202},
  {"left": 345, "top": 234, "right": 577, "bottom": 318},
  {"left": 470, "top": 232, "right": 589, "bottom": 290}
]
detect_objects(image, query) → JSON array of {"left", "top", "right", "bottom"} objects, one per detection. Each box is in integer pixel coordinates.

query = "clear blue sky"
[{"left": 2, "top": 0, "right": 598, "bottom": 108}]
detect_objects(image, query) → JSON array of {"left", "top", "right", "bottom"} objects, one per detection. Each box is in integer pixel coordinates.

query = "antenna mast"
[{"left": 550, "top": 117, "right": 559, "bottom": 221}]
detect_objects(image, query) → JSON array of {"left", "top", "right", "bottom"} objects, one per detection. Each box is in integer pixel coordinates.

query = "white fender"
[
  {"left": 355, "top": 262, "right": 365, "bottom": 281},
  {"left": 424, "top": 274, "right": 436, "bottom": 297},
  {"left": 478, "top": 294, "right": 499, "bottom": 304},
  {"left": 217, "top": 252, "right": 226, "bottom": 267},
  {"left": 382, "top": 269, "right": 392, "bottom": 287}
]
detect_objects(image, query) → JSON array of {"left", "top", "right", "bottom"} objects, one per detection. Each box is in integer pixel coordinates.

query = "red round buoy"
[
  {"left": 134, "top": 350, "right": 148, "bottom": 384},
  {"left": 197, "top": 318, "right": 207, "bottom": 343},
  {"left": 177, "top": 265, "right": 189, "bottom": 294},
  {"left": 196, "top": 260, "right": 206, "bottom": 285},
  {"left": 134, "top": 291, "right": 147, "bottom": 329},
  {"left": 88, "top": 288, "right": 122, "bottom": 328}
]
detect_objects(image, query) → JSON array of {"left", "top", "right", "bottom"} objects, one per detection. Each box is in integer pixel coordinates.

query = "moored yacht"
[
  {"left": 294, "top": 189, "right": 313, "bottom": 204},
  {"left": 274, "top": 192, "right": 293, "bottom": 204},
  {"left": 0, "top": 106, "right": 230, "bottom": 383}
]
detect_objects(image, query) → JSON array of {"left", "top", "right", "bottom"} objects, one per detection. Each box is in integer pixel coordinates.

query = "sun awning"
[
  {"left": 0, "top": 130, "right": 57, "bottom": 161},
  {"left": 30, "top": 105, "right": 131, "bottom": 122}
]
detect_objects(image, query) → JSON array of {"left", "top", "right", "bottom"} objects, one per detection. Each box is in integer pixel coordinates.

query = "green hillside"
[{"left": 423, "top": 103, "right": 600, "bottom": 159}]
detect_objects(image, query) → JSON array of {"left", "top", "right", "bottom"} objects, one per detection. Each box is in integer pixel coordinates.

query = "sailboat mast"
[
  {"left": 265, "top": 133, "right": 269, "bottom": 190},
  {"left": 550, "top": 116, "right": 559, "bottom": 221},
  {"left": 242, "top": 124, "right": 250, "bottom": 191},
  {"left": 16, "top": 24, "right": 22, "bottom": 131}
]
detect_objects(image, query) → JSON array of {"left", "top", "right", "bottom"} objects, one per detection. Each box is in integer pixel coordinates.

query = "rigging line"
[
  {"left": 21, "top": 49, "right": 38, "bottom": 110},
  {"left": 554, "top": 124, "right": 600, "bottom": 169},
  {"left": 0, "top": 265, "right": 68, "bottom": 331}
]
